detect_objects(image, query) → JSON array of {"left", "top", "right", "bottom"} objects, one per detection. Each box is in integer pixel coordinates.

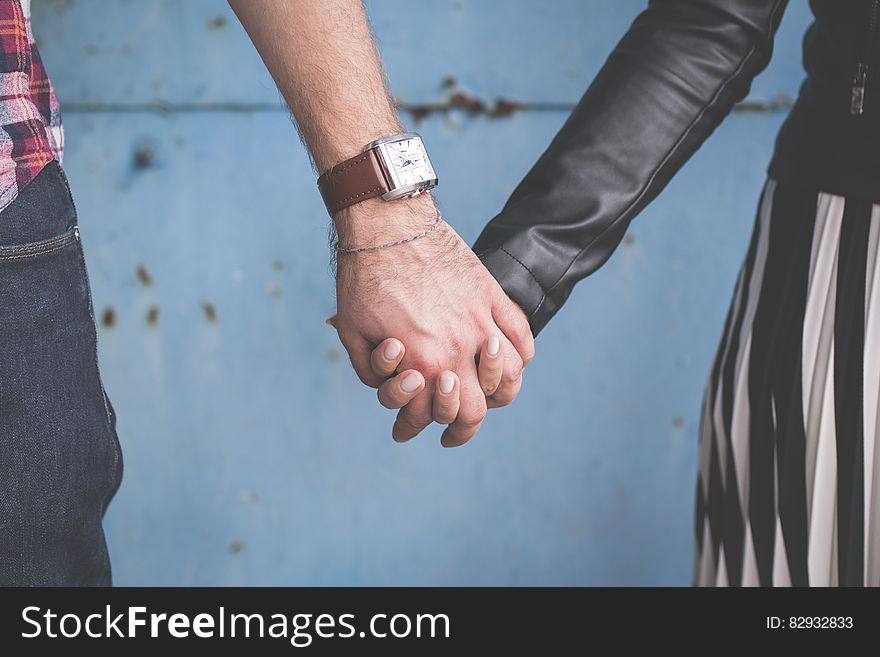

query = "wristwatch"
[{"left": 317, "top": 132, "right": 438, "bottom": 215}]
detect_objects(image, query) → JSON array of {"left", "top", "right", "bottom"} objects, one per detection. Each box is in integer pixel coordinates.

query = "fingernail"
[
  {"left": 487, "top": 336, "right": 500, "bottom": 357},
  {"left": 383, "top": 340, "right": 401, "bottom": 360},
  {"left": 439, "top": 372, "right": 455, "bottom": 394},
  {"left": 400, "top": 372, "right": 422, "bottom": 393}
]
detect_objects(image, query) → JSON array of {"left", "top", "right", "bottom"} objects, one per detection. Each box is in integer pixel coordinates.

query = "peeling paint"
[
  {"left": 487, "top": 98, "right": 521, "bottom": 118},
  {"left": 134, "top": 145, "right": 156, "bottom": 169},
  {"left": 136, "top": 264, "right": 153, "bottom": 286},
  {"left": 206, "top": 15, "right": 227, "bottom": 30},
  {"left": 202, "top": 302, "right": 218, "bottom": 323},
  {"left": 440, "top": 75, "right": 458, "bottom": 90},
  {"left": 101, "top": 306, "right": 116, "bottom": 328},
  {"left": 403, "top": 80, "right": 574, "bottom": 124}
]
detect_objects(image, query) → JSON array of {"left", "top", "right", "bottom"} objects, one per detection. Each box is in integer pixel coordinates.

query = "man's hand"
[
  {"left": 333, "top": 197, "right": 534, "bottom": 447},
  {"left": 230, "top": 0, "right": 534, "bottom": 444}
]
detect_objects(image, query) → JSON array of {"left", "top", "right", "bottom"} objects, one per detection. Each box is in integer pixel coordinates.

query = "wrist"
[{"left": 333, "top": 193, "right": 438, "bottom": 246}]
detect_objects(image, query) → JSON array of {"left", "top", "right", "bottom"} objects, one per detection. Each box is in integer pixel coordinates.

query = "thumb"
[{"left": 493, "top": 292, "right": 535, "bottom": 365}]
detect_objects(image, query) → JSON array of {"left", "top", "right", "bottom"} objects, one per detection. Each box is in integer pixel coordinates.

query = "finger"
[
  {"left": 440, "top": 365, "right": 486, "bottom": 448},
  {"left": 392, "top": 389, "right": 435, "bottom": 442},
  {"left": 336, "top": 330, "right": 384, "bottom": 388},
  {"left": 493, "top": 295, "right": 535, "bottom": 365},
  {"left": 377, "top": 369, "right": 424, "bottom": 409},
  {"left": 432, "top": 371, "right": 460, "bottom": 424},
  {"left": 477, "top": 335, "right": 504, "bottom": 397},
  {"left": 488, "top": 369, "right": 523, "bottom": 408},
  {"left": 370, "top": 338, "right": 405, "bottom": 379},
  {"left": 487, "top": 333, "right": 523, "bottom": 407}
]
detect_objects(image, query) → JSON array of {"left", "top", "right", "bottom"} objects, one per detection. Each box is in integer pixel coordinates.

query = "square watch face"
[{"left": 384, "top": 137, "right": 436, "bottom": 188}]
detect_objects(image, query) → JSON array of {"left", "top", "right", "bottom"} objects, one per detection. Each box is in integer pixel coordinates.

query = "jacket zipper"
[{"left": 852, "top": 0, "right": 880, "bottom": 115}]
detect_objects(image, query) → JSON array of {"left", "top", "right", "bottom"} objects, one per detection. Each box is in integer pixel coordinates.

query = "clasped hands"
[{"left": 329, "top": 198, "right": 534, "bottom": 446}]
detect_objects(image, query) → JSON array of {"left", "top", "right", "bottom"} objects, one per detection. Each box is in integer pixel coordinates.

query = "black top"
[
  {"left": 474, "top": 0, "right": 878, "bottom": 336},
  {"left": 769, "top": 0, "right": 880, "bottom": 199}
]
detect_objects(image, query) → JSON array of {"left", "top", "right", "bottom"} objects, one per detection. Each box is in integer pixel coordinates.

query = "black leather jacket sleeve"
[{"left": 473, "top": 0, "right": 788, "bottom": 335}]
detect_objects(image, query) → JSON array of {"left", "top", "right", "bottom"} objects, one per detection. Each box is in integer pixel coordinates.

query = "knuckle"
[
  {"left": 502, "top": 362, "right": 522, "bottom": 386},
  {"left": 490, "top": 388, "right": 515, "bottom": 406},
  {"left": 434, "top": 411, "right": 455, "bottom": 425},
  {"left": 399, "top": 410, "right": 430, "bottom": 431},
  {"left": 404, "top": 354, "right": 441, "bottom": 379},
  {"left": 371, "top": 358, "right": 392, "bottom": 377},
  {"left": 444, "top": 334, "right": 464, "bottom": 355},
  {"left": 378, "top": 387, "right": 400, "bottom": 408},
  {"left": 458, "top": 402, "right": 487, "bottom": 428}
]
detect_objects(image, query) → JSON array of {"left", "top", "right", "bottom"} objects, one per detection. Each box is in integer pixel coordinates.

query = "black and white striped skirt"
[{"left": 695, "top": 179, "right": 880, "bottom": 587}]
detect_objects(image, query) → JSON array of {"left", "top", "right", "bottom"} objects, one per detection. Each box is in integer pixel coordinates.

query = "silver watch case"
[{"left": 365, "top": 132, "right": 439, "bottom": 201}]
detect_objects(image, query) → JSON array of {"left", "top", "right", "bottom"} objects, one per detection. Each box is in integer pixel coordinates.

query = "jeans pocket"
[
  {"left": 0, "top": 225, "right": 79, "bottom": 261},
  {"left": 0, "top": 204, "right": 122, "bottom": 586}
]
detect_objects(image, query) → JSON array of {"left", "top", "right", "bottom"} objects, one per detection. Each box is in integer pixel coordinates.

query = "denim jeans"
[{"left": 0, "top": 161, "right": 122, "bottom": 586}]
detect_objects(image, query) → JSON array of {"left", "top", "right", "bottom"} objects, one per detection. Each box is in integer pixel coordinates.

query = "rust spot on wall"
[
  {"left": 207, "top": 15, "right": 228, "bottom": 30},
  {"left": 228, "top": 540, "right": 243, "bottom": 555},
  {"left": 136, "top": 263, "right": 153, "bottom": 286},
  {"left": 326, "top": 348, "right": 342, "bottom": 363},
  {"left": 146, "top": 305, "right": 160, "bottom": 326},
  {"left": 449, "top": 91, "right": 487, "bottom": 116},
  {"left": 672, "top": 416, "right": 684, "bottom": 429},
  {"left": 623, "top": 233, "right": 636, "bottom": 246},
  {"left": 101, "top": 306, "right": 116, "bottom": 328},
  {"left": 440, "top": 75, "right": 458, "bottom": 90},
  {"left": 81, "top": 44, "right": 99, "bottom": 56},
  {"left": 202, "top": 302, "right": 218, "bottom": 323},
  {"left": 487, "top": 98, "right": 522, "bottom": 119},
  {"left": 134, "top": 146, "right": 155, "bottom": 169},
  {"left": 408, "top": 106, "right": 433, "bottom": 124},
  {"left": 405, "top": 90, "right": 525, "bottom": 124},
  {"left": 272, "top": 260, "right": 284, "bottom": 272}
]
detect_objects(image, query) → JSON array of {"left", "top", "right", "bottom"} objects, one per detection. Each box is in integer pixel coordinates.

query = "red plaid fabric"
[{"left": 0, "top": 0, "right": 63, "bottom": 213}]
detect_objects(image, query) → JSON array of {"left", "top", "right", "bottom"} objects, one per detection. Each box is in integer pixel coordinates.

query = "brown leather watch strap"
[{"left": 317, "top": 148, "right": 390, "bottom": 215}]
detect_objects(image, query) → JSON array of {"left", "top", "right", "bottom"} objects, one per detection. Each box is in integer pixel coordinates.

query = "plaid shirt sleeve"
[{"left": 0, "top": 0, "right": 63, "bottom": 214}]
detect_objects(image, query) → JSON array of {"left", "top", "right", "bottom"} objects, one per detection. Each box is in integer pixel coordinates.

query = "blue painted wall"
[{"left": 32, "top": 0, "right": 813, "bottom": 585}]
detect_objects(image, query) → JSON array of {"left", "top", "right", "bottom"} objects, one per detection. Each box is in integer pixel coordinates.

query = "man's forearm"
[
  {"left": 230, "top": 0, "right": 534, "bottom": 446},
  {"left": 229, "top": 0, "right": 435, "bottom": 242}
]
